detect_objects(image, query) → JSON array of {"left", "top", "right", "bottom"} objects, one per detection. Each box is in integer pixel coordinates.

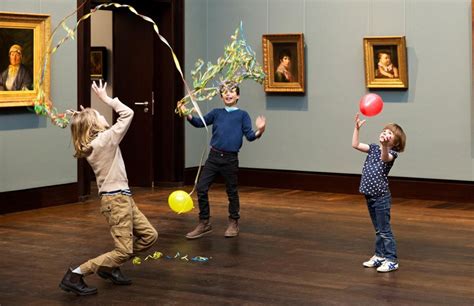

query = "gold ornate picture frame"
[
  {"left": 0, "top": 11, "right": 50, "bottom": 107},
  {"left": 262, "top": 33, "right": 305, "bottom": 93},
  {"left": 363, "top": 36, "right": 408, "bottom": 89}
]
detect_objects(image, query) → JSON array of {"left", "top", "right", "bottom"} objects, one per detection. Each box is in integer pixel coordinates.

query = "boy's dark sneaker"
[
  {"left": 186, "top": 219, "right": 212, "bottom": 239},
  {"left": 97, "top": 267, "right": 132, "bottom": 285},
  {"left": 59, "top": 268, "right": 97, "bottom": 296}
]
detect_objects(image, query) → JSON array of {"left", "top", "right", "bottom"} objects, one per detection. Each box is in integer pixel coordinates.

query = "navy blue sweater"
[{"left": 188, "top": 108, "right": 257, "bottom": 152}]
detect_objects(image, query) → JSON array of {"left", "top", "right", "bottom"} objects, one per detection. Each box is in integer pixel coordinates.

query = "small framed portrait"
[
  {"left": 363, "top": 36, "right": 408, "bottom": 89},
  {"left": 0, "top": 12, "right": 50, "bottom": 107},
  {"left": 90, "top": 46, "right": 107, "bottom": 81},
  {"left": 262, "top": 33, "right": 305, "bottom": 93}
]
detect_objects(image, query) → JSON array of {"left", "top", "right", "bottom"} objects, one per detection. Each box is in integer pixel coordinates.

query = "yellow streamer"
[{"left": 34, "top": 2, "right": 207, "bottom": 130}]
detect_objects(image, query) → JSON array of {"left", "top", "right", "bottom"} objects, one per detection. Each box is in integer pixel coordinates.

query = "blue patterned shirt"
[{"left": 359, "top": 144, "right": 398, "bottom": 197}]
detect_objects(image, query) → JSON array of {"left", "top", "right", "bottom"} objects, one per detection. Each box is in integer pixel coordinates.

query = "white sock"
[{"left": 72, "top": 267, "right": 82, "bottom": 274}]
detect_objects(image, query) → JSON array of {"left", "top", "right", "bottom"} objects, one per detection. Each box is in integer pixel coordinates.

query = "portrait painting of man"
[
  {"left": 262, "top": 33, "right": 305, "bottom": 93},
  {"left": 273, "top": 43, "right": 297, "bottom": 83},
  {"left": 0, "top": 12, "right": 50, "bottom": 107},
  {"left": 0, "top": 28, "right": 34, "bottom": 91}
]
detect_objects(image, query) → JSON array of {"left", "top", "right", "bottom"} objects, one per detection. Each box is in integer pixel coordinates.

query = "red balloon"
[{"left": 359, "top": 93, "right": 383, "bottom": 117}]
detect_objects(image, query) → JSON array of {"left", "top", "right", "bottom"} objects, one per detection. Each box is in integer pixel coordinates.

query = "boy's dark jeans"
[
  {"left": 365, "top": 192, "right": 397, "bottom": 262},
  {"left": 197, "top": 149, "right": 240, "bottom": 220}
]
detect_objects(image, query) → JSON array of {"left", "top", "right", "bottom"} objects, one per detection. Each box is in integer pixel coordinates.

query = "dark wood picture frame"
[{"left": 90, "top": 46, "right": 107, "bottom": 81}]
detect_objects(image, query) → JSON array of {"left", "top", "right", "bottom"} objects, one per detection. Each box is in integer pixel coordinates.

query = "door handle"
[
  {"left": 134, "top": 101, "right": 149, "bottom": 113},
  {"left": 134, "top": 101, "right": 149, "bottom": 106}
]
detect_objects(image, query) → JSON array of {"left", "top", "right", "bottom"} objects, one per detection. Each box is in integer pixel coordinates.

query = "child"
[
  {"left": 181, "top": 81, "right": 266, "bottom": 239},
  {"left": 59, "top": 81, "right": 158, "bottom": 295},
  {"left": 352, "top": 113, "right": 406, "bottom": 273},
  {"left": 375, "top": 51, "right": 399, "bottom": 79}
]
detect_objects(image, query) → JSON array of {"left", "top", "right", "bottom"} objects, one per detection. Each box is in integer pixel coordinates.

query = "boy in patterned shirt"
[{"left": 352, "top": 113, "right": 406, "bottom": 272}]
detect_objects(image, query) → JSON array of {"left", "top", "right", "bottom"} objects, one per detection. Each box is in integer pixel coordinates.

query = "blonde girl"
[{"left": 59, "top": 81, "right": 158, "bottom": 296}]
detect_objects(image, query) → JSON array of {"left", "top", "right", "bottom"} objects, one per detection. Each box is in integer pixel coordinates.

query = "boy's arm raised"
[{"left": 255, "top": 115, "right": 266, "bottom": 138}]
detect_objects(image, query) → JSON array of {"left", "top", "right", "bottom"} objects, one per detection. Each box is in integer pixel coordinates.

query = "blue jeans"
[{"left": 365, "top": 192, "right": 397, "bottom": 262}]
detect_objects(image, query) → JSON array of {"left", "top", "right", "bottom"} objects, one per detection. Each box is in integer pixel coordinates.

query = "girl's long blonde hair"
[{"left": 70, "top": 108, "right": 107, "bottom": 158}]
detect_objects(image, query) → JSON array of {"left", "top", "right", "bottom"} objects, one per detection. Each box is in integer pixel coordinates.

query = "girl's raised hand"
[
  {"left": 91, "top": 80, "right": 109, "bottom": 102},
  {"left": 355, "top": 113, "right": 366, "bottom": 129}
]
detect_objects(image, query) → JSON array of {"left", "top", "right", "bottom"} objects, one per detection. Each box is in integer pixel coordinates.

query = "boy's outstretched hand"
[
  {"left": 255, "top": 115, "right": 266, "bottom": 137},
  {"left": 91, "top": 80, "right": 109, "bottom": 102},
  {"left": 178, "top": 102, "right": 193, "bottom": 119}
]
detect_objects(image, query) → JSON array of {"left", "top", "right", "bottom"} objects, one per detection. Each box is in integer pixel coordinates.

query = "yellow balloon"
[{"left": 168, "top": 190, "right": 194, "bottom": 214}]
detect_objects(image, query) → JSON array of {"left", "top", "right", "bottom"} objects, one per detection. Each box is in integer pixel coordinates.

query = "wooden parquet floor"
[{"left": 0, "top": 185, "right": 473, "bottom": 305}]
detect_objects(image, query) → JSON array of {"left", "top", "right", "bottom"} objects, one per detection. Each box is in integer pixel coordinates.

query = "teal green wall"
[
  {"left": 1, "top": 0, "right": 472, "bottom": 194},
  {"left": 0, "top": 1, "right": 77, "bottom": 192},
  {"left": 185, "top": 0, "right": 474, "bottom": 181}
]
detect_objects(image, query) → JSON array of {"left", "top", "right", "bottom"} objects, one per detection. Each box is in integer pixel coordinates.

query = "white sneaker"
[
  {"left": 377, "top": 261, "right": 399, "bottom": 272},
  {"left": 362, "top": 255, "right": 385, "bottom": 268}
]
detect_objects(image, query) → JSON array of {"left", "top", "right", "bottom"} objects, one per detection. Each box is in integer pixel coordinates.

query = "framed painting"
[
  {"left": 0, "top": 11, "right": 50, "bottom": 107},
  {"left": 363, "top": 36, "right": 408, "bottom": 89},
  {"left": 90, "top": 46, "right": 107, "bottom": 81},
  {"left": 262, "top": 33, "right": 305, "bottom": 93}
]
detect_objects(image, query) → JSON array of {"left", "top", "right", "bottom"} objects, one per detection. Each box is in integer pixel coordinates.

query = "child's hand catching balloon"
[{"left": 355, "top": 113, "right": 366, "bottom": 130}]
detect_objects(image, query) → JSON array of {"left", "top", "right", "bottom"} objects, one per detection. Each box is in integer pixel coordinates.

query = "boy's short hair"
[
  {"left": 384, "top": 123, "right": 406, "bottom": 152},
  {"left": 219, "top": 81, "right": 240, "bottom": 96},
  {"left": 278, "top": 49, "right": 291, "bottom": 61}
]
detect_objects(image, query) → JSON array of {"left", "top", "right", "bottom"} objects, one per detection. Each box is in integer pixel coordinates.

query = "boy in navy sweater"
[{"left": 181, "top": 82, "right": 266, "bottom": 239}]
